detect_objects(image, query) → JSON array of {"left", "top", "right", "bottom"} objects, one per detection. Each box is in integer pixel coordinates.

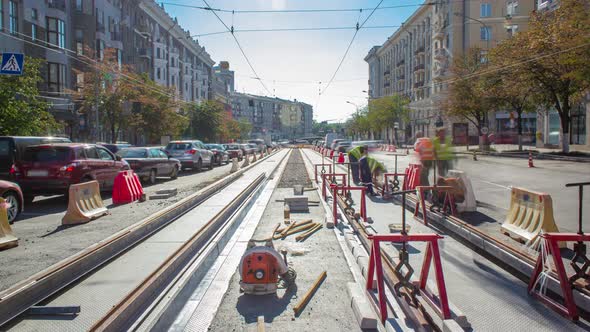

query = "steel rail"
[
  {"left": 0, "top": 150, "right": 282, "bottom": 328},
  {"left": 299, "top": 149, "right": 432, "bottom": 330},
  {"left": 90, "top": 173, "right": 267, "bottom": 331}
]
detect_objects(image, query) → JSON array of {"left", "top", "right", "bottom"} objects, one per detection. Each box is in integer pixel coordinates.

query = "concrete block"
[
  {"left": 347, "top": 282, "right": 378, "bottom": 330},
  {"left": 325, "top": 215, "right": 335, "bottom": 229},
  {"left": 293, "top": 185, "right": 304, "bottom": 195},
  {"left": 385, "top": 318, "right": 408, "bottom": 332},
  {"left": 149, "top": 188, "right": 177, "bottom": 200},
  {"left": 443, "top": 319, "right": 463, "bottom": 332}
]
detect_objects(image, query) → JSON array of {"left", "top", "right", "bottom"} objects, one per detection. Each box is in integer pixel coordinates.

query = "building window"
[
  {"left": 506, "top": 25, "right": 518, "bottom": 37},
  {"left": 156, "top": 47, "right": 160, "bottom": 59},
  {"left": 480, "top": 3, "right": 491, "bottom": 17},
  {"left": 96, "top": 39, "right": 105, "bottom": 60},
  {"left": 480, "top": 27, "right": 491, "bottom": 41},
  {"left": 171, "top": 58, "right": 175, "bottom": 67},
  {"left": 31, "top": 8, "right": 37, "bottom": 20},
  {"left": 48, "top": 62, "right": 66, "bottom": 92},
  {"left": 76, "top": 42, "right": 83, "bottom": 55},
  {"left": 9, "top": 0, "right": 18, "bottom": 34},
  {"left": 480, "top": 50, "right": 488, "bottom": 63},
  {"left": 157, "top": 68, "right": 161, "bottom": 80},
  {"left": 171, "top": 75, "right": 175, "bottom": 85},
  {"left": 76, "top": 0, "right": 83, "bottom": 11},
  {"left": 185, "top": 82, "right": 188, "bottom": 91},
  {"left": 117, "top": 49, "right": 122, "bottom": 68},
  {"left": 47, "top": 17, "right": 66, "bottom": 49},
  {"left": 76, "top": 73, "right": 84, "bottom": 91},
  {"left": 0, "top": 2, "right": 3, "bottom": 30},
  {"left": 506, "top": 1, "right": 518, "bottom": 15},
  {"left": 31, "top": 24, "right": 37, "bottom": 41}
]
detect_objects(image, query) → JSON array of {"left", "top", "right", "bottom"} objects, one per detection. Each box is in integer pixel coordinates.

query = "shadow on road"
[
  {"left": 40, "top": 224, "right": 81, "bottom": 237},
  {"left": 236, "top": 284, "right": 298, "bottom": 323}
]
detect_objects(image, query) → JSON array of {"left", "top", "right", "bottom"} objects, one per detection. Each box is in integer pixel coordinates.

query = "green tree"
[
  {"left": 237, "top": 119, "right": 252, "bottom": 140},
  {"left": 490, "top": 0, "right": 590, "bottom": 152},
  {"left": 183, "top": 100, "right": 224, "bottom": 142},
  {"left": 75, "top": 48, "right": 141, "bottom": 143},
  {"left": 368, "top": 95, "right": 410, "bottom": 144},
  {"left": 0, "top": 57, "right": 57, "bottom": 135},
  {"left": 444, "top": 47, "right": 494, "bottom": 151}
]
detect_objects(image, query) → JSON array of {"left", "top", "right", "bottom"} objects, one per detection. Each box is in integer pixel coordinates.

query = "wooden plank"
[
  {"left": 293, "top": 271, "right": 327, "bottom": 316},
  {"left": 257, "top": 315, "right": 265, "bottom": 332}
]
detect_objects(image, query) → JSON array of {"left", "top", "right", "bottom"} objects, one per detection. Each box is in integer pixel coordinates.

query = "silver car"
[{"left": 164, "top": 140, "right": 214, "bottom": 172}]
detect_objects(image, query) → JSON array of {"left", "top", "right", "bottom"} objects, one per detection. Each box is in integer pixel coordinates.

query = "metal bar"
[
  {"left": 373, "top": 241, "right": 388, "bottom": 323},
  {"left": 419, "top": 242, "right": 433, "bottom": 290},
  {"left": 549, "top": 238, "right": 579, "bottom": 320},
  {"left": 431, "top": 239, "right": 451, "bottom": 319},
  {"left": 293, "top": 271, "right": 327, "bottom": 316}
]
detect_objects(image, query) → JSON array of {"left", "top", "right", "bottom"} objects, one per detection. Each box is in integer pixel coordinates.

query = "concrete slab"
[{"left": 347, "top": 282, "right": 378, "bottom": 330}]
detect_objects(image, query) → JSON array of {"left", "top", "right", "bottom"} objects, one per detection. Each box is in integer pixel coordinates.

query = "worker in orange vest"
[{"left": 414, "top": 135, "right": 434, "bottom": 187}]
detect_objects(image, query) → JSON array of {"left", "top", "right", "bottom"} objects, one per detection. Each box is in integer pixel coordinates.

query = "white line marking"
[{"left": 477, "top": 180, "right": 511, "bottom": 190}]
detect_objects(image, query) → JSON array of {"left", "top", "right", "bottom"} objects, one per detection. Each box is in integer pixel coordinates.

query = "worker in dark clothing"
[
  {"left": 358, "top": 146, "right": 377, "bottom": 196},
  {"left": 348, "top": 145, "right": 362, "bottom": 184}
]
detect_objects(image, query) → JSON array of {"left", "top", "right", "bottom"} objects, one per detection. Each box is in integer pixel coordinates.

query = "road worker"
[
  {"left": 348, "top": 145, "right": 362, "bottom": 184},
  {"left": 433, "top": 128, "right": 454, "bottom": 177},
  {"left": 359, "top": 146, "right": 378, "bottom": 196},
  {"left": 414, "top": 133, "right": 434, "bottom": 187}
]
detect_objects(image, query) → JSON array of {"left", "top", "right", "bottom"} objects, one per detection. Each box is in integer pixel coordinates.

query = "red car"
[
  {"left": 223, "top": 144, "right": 244, "bottom": 161},
  {"left": 0, "top": 180, "right": 24, "bottom": 224},
  {"left": 13, "top": 143, "right": 129, "bottom": 202}
]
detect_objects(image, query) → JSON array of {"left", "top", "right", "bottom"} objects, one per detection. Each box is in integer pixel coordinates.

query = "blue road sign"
[{"left": 0, "top": 53, "right": 24, "bottom": 75}]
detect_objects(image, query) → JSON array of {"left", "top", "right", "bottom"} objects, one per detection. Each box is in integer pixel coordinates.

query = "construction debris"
[
  {"left": 284, "top": 196, "right": 310, "bottom": 212},
  {"left": 284, "top": 204, "right": 290, "bottom": 219},
  {"left": 293, "top": 271, "right": 327, "bottom": 316},
  {"left": 296, "top": 224, "right": 323, "bottom": 242},
  {"left": 293, "top": 185, "right": 304, "bottom": 195},
  {"left": 149, "top": 188, "right": 178, "bottom": 200}
]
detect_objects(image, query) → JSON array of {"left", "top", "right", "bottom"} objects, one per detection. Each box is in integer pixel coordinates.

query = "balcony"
[
  {"left": 396, "top": 59, "right": 405, "bottom": 67},
  {"left": 414, "top": 46, "right": 425, "bottom": 55},
  {"left": 111, "top": 31, "right": 122, "bottom": 41},
  {"left": 414, "top": 81, "right": 424, "bottom": 88},
  {"left": 137, "top": 48, "right": 151, "bottom": 59},
  {"left": 414, "top": 64, "right": 425, "bottom": 72},
  {"left": 137, "top": 22, "right": 151, "bottom": 36},
  {"left": 48, "top": 0, "right": 66, "bottom": 11}
]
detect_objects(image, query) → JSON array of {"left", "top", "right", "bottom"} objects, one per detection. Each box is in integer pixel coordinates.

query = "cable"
[
  {"left": 320, "top": 0, "right": 385, "bottom": 96},
  {"left": 202, "top": 0, "right": 272, "bottom": 96},
  {"left": 190, "top": 25, "right": 405, "bottom": 37}
]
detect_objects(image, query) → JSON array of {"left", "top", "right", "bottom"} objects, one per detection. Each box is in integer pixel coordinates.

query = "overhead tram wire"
[
  {"left": 319, "top": 0, "right": 385, "bottom": 97},
  {"left": 201, "top": 0, "right": 272, "bottom": 96},
  {"left": 190, "top": 25, "right": 404, "bottom": 38}
]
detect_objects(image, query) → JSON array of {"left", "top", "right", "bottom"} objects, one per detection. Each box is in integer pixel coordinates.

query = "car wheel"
[
  {"left": 148, "top": 169, "right": 157, "bottom": 185},
  {"left": 2, "top": 192, "right": 20, "bottom": 224},
  {"left": 170, "top": 165, "right": 179, "bottom": 179},
  {"left": 196, "top": 158, "right": 203, "bottom": 172}
]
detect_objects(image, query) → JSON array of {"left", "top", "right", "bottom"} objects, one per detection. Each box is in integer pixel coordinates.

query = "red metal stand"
[
  {"left": 314, "top": 164, "right": 332, "bottom": 183},
  {"left": 413, "top": 186, "right": 457, "bottom": 225},
  {"left": 366, "top": 234, "right": 451, "bottom": 323},
  {"left": 382, "top": 172, "right": 407, "bottom": 197},
  {"left": 321, "top": 173, "right": 346, "bottom": 200},
  {"left": 528, "top": 233, "right": 590, "bottom": 321}
]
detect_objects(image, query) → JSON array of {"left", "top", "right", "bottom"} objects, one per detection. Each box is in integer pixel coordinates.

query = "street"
[{"left": 371, "top": 151, "right": 590, "bottom": 235}]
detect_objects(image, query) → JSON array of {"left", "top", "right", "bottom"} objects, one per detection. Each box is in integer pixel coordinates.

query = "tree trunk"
[
  {"left": 517, "top": 111, "right": 523, "bottom": 151},
  {"left": 559, "top": 104, "right": 571, "bottom": 154}
]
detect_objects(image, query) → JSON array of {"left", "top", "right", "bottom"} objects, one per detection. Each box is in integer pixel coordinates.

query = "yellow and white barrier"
[
  {"left": 448, "top": 170, "right": 476, "bottom": 213},
  {"left": 0, "top": 198, "right": 18, "bottom": 250},
  {"left": 501, "top": 187, "right": 560, "bottom": 244},
  {"left": 62, "top": 181, "right": 108, "bottom": 225}
]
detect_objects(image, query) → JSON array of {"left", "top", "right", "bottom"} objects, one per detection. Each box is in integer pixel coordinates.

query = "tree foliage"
[
  {"left": 183, "top": 100, "right": 224, "bottom": 142},
  {"left": 0, "top": 57, "right": 58, "bottom": 135},
  {"left": 345, "top": 94, "right": 409, "bottom": 140},
  {"left": 489, "top": 0, "right": 590, "bottom": 152}
]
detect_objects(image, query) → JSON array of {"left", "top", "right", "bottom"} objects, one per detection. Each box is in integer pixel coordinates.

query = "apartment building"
[
  {"left": 211, "top": 60, "right": 235, "bottom": 110},
  {"left": 231, "top": 92, "right": 313, "bottom": 140},
  {"left": 0, "top": 0, "right": 215, "bottom": 142},
  {"left": 365, "top": 0, "right": 534, "bottom": 145}
]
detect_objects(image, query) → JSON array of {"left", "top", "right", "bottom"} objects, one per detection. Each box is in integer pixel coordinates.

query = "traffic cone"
[
  {"left": 330, "top": 149, "right": 335, "bottom": 159},
  {"left": 337, "top": 152, "right": 344, "bottom": 164},
  {"left": 528, "top": 152, "right": 535, "bottom": 168}
]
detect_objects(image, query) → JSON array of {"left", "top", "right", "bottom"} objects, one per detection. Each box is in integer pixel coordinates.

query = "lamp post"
[
  {"left": 346, "top": 101, "right": 360, "bottom": 140},
  {"left": 454, "top": 12, "right": 491, "bottom": 51}
]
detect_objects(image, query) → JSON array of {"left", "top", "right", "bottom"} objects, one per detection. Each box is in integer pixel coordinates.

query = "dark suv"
[{"left": 13, "top": 143, "right": 129, "bottom": 202}]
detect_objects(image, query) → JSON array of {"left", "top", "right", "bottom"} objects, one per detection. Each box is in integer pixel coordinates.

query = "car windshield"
[
  {"left": 0, "top": 140, "right": 10, "bottom": 157},
  {"left": 118, "top": 149, "right": 148, "bottom": 158},
  {"left": 166, "top": 143, "right": 192, "bottom": 150},
  {"left": 225, "top": 145, "right": 239, "bottom": 150},
  {"left": 23, "top": 146, "right": 71, "bottom": 162}
]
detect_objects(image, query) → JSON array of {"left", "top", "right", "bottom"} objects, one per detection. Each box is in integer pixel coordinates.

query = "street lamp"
[{"left": 454, "top": 12, "right": 490, "bottom": 50}]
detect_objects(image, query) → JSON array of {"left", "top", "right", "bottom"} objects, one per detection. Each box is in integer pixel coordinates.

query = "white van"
[{"left": 324, "top": 133, "right": 337, "bottom": 149}]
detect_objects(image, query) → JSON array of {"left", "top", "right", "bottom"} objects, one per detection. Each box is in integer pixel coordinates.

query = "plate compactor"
[{"left": 239, "top": 239, "right": 296, "bottom": 295}]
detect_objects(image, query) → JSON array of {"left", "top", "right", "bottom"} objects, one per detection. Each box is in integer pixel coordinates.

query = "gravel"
[{"left": 278, "top": 149, "right": 312, "bottom": 188}]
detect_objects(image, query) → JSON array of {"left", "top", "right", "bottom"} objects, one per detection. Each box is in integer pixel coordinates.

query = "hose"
[{"left": 278, "top": 267, "right": 297, "bottom": 289}]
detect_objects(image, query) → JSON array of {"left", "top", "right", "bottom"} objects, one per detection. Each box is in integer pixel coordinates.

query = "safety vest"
[
  {"left": 415, "top": 138, "right": 434, "bottom": 161},
  {"left": 433, "top": 136, "right": 453, "bottom": 161},
  {"left": 348, "top": 146, "right": 362, "bottom": 160}
]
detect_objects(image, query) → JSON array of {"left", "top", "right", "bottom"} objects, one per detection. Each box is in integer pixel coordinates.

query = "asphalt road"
[{"left": 371, "top": 151, "right": 590, "bottom": 234}]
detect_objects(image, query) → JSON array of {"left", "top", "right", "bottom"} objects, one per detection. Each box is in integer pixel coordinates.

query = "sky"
[{"left": 163, "top": 0, "right": 423, "bottom": 122}]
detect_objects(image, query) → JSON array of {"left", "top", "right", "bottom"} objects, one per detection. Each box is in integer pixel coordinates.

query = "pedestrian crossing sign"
[{"left": 0, "top": 53, "right": 24, "bottom": 75}]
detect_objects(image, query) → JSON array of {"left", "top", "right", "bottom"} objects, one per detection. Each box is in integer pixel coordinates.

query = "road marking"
[{"left": 477, "top": 180, "right": 511, "bottom": 190}]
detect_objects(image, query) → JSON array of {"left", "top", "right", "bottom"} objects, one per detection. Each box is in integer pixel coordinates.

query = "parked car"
[
  {"left": 0, "top": 136, "right": 71, "bottom": 180},
  {"left": 240, "top": 143, "right": 255, "bottom": 156},
  {"left": 352, "top": 140, "right": 382, "bottom": 152},
  {"left": 330, "top": 139, "right": 347, "bottom": 150},
  {"left": 164, "top": 140, "right": 213, "bottom": 171},
  {"left": 0, "top": 180, "right": 24, "bottom": 224},
  {"left": 97, "top": 142, "right": 133, "bottom": 154},
  {"left": 117, "top": 147, "right": 181, "bottom": 184},
  {"left": 223, "top": 144, "right": 244, "bottom": 161},
  {"left": 248, "top": 143, "right": 260, "bottom": 153},
  {"left": 206, "top": 144, "right": 230, "bottom": 166},
  {"left": 334, "top": 141, "right": 352, "bottom": 152},
  {"left": 13, "top": 143, "right": 129, "bottom": 202},
  {"left": 248, "top": 139, "right": 266, "bottom": 152}
]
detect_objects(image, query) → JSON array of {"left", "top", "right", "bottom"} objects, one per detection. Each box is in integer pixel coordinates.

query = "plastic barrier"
[
  {"left": 252, "top": 152, "right": 257, "bottom": 162},
  {"left": 366, "top": 233, "right": 450, "bottom": 323},
  {"left": 337, "top": 152, "right": 345, "bottom": 164},
  {"left": 501, "top": 187, "right": 560, "bottom": 244},
  {"left": 62, "top": 181, "right": 108, "bottom": 225},
  {"left": 0, "top": 198, "right": 18, "bottom": 250},
  {"left": 447, "top": 170, "right": 476, "bottom": 212},
  {"left": 230, "top": 157, "right": 240, "bottom": 173},
  {"left": 403, "top": 164, "right": 422, "bottom": 191},
  {"left": 112, "top": 170, "right": 144, "bottom": 205},
  {"left": 242, "top": 154, "right": 250, "bottom": 167}
]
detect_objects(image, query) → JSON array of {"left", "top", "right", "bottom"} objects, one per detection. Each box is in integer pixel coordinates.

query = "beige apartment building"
[{"left": 365, "top": 0, "right": 535, "bottom": 145}]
